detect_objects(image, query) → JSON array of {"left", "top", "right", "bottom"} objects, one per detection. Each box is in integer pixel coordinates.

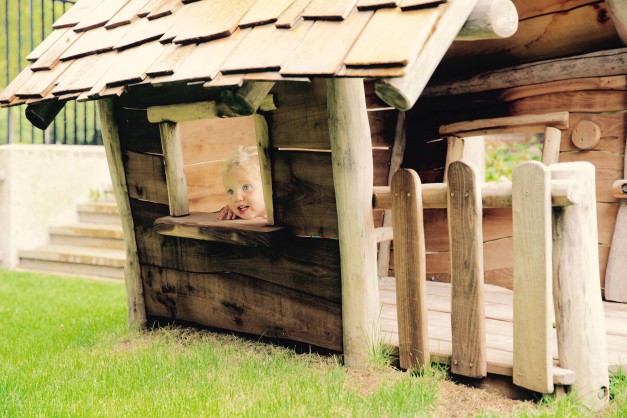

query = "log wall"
[
  {"left": 402, "top": 74, "right": 627, "bottom": 291},
  {"left": 111, "top": 79, "right": 397, "bottom": 350}
]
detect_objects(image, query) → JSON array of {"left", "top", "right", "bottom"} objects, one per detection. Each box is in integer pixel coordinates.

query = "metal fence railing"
[{"left": 0, "top": 0, "right": 102, "bottom": 145}]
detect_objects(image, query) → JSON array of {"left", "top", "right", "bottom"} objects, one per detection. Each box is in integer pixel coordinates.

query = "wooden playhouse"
[{"left": 2, "top": 0, "right": 626, "bottom": 410}]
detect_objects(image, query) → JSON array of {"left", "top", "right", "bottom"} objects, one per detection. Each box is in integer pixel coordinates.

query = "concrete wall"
[{"left": 0, "top": 144, "right": 111, "bottom": 269}]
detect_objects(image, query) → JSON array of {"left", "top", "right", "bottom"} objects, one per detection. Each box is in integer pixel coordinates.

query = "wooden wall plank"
[
  {"left": 143, "top": 266, "right": 343, "bottom": 351},
  {"left": 559, "top": 150, "right": 623, "bottom": 203},
  {"left": 125, "top": 150, "right": 169, "bottom": 204},
  {"left": 281, "top": 9, "right": 372, "bottom": 75},
  {"left": 561, "top": 113, "right": 627, "bottom": 153},
  {"left": 447, "top": 161, "right": 487, "bottom": 377},
  {"left": 368, "top": 109, "right": 398, "bottom": 147},
  {"left": 130, "top": 199, "right": 342, "bottom": 302},
  {"left": 511, "top": 91, "right": 627, "bottom": 114},
  {"left": 183, "top": 161, "right": 226, "bottom": 213},
  {"left": 269, "top": 79, "right": 330, "bottom": 149},
  {"left": 512, "top": 162, "right": 553, "bottom": 393},
  {"left": 271, "top": 150, "right": 338, "bottom": 237},
  {"left": 116, "top": 107, "right": 163, "bottom": 154},
  {"left": 345, "top": 6, "right": 442, "bottom": 67}
]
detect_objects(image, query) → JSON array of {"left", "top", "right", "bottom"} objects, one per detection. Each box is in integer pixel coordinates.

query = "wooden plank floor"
[{"left": 379, "top": 277, "right": 627, "bottom": 379}]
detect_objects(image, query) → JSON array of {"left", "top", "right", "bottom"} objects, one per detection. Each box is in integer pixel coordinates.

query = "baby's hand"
[{"left": 217, "top": 206, "right": 237, "bottom": 220}]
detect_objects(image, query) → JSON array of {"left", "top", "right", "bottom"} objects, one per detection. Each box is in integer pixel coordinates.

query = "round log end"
[
  {"left": 571, "top": 120, "right": 601, "bottom": 150},
  {"left": 374, "top": 80, "right": 411, "bottom": 111}
]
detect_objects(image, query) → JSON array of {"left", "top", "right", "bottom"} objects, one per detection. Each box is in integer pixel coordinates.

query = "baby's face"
[{"left": 223, "top": 164, "right": 266, "bottom": 220}]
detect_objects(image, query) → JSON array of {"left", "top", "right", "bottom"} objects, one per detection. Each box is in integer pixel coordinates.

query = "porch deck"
[{"left": 379, "top": 277, "right": 627, "bottom": 379}]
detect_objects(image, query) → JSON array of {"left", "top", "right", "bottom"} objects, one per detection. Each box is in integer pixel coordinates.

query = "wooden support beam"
[
  {"left": 605, "top": 132, "right": 627, "bottom": 302},
  {"left": 447, "top": 161, "right": 486, "bottom": 378},
  {"left": 25, "top": 100, "right": 65, "bottom": 130},
  {"left": 96, "top": 98, "right": 146, "bottom": 329},
  {"left": 221, "top": 81, "right": 275, "bottom": 116},
  {"left": 374, "top": 226, "right": 393, "bottom": 243},
  {"left": 392, "top": 169, "right": 429, "bottom": 370},
  {"left": 255, "top": 114, "right": 274, "bottom": 225},
  {"left": 377, "top": 111, "right": 406, "bottom": 278},
  {"left": 375, "top": 0, "right": 480, "bottom": 110},
  {"left": 327, "top": 78, "right": 380, "bottom": 368},
  {"left": 423, "top": 48, "right": 627, "bottom": 97},
  {"left": 159, "top": 122, "right": 189, "bottom": 217},
  {"left": 551, "top": 162, "right": 609, "bottom": 411},
  {"left": 456, "top": 0, "right": 518, "bottom": 41},
  {"left": 512, "top": 161, "right": 553, "bottom": 394},
  {"left": 541, "top": 126, "right": 561, "bottom": 166},
  {"left": 440, "top": 112, "right": 569, "bottom": 137},
  {"left": 606, "top": 0, "right": 627, "bottom": 44},
  {"left": 372, "top": 179, "right": 581, "bottom": 210}
]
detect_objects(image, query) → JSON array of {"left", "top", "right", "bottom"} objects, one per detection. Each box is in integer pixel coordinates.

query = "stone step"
[
  {"left": 77, "top": 201, "right": 121, "bottom": 225},
  {"left": 49, "top": 223, "right": 124, "bottom": 250},
  {"left": 18, "top": 245, "right": 125, "bottom": 280}
]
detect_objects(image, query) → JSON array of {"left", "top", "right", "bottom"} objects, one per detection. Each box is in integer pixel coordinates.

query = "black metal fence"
[{"left": 0, "top": 0, "right": 102, "bottom": 145}]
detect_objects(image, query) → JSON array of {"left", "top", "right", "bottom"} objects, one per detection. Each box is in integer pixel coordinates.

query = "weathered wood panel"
[
  {"left": 131, "top": 197, "right": 342, "bottom": 303},
  {"left": 116, "top": 106, "right": 162, "bottom": 154},
  {"left": 368, "top": 109, "right": 398, "bottom": 147},
  {"left": 125, "top": 150, "right": 169, "bottom": 204},
  {"left": 269, "top": 79, "right": 330, "bottom": 150},
  {"left": 272, "top": 150, "right": 338, "bottom": 238},
  {"left": 143, "top": 266, "right": 343, "bottom": 351}
]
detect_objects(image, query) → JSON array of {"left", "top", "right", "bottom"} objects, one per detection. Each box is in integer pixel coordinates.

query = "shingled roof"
[{"left": 0, "top": 0, "right": 480, "bottom": 111}]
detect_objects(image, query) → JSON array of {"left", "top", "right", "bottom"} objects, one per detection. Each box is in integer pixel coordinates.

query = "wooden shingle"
[
  {"left": 52, "top": 0, "right": 103, "bottom": 29},
  {"left": 281, "top": 9, "right": 372, "bottom": 75},
  {"left": 275, "top": 0, "right": 313, "bottom": 28},
  {"left": 171, "top": 0, "right": 255, "bottom": 44},
  {"left": 239, "top": 0, "right": 296, "bottom": 28},
  {"left": 221, "top": 21, "right": 313, "bottom": 74},
  {"left": 114, "top": 11, "right": 181, "bottom": 50},
  {"left": 0, "top": 67, "right": 34, "bottom": 103},
  {"left": 72, "top": 0, "right": 131, "bottom": 32},
  {"left": 146, "top": 43, "right": 196, "bottom": 77},
  {"left": 60, "top": 24, "right": 136, "bottom": 61},
  {"left": 26, "top": 29, "right": 69, "bottom": 62},
  {"left": 14, "top": 61, "right": 72, "bottom": 98},
  {"left": 302, "top": 0, "right": 358, "bottom": 21},
  {"left": 147, "top": 0, "right": 182, "bottom": 20},
  {"left": 344, "top": 5, "right": 443, "bottom": 67},
  {"left": 31, "top": 29, "right": 83, "bottom": 70},
  {"left": 169, "top": 28, "right": 252, "bottom": 82},
  {"left": 105, "top": 0, "right": 153, "bottom": 29},
  {"left": 356, "top": 0, "right": 400, "bottom": 10},
  {"left": 400, "top": 0, "right": 445, "bottom": 10}
]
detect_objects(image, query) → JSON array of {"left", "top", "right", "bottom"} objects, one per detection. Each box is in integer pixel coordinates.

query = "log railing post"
[
  {"left": 551, "top": 162, "right": 609, "bottom": 411},
  {"left": 327, "top": 78, "right": 380, "bottom": 368},
  {"left": 447, "top": 161, "right": 487, "bottom": 378},
  {"left": 512, "top": 161, "right": 554, "bottom": 393},
  {"left": 391, "top": 169, "right": 429, "bottom": 370}
]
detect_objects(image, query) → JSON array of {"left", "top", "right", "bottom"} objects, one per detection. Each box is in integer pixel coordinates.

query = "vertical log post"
[
  {"left": 327, "top": 78, "right": 380, "bottom": 368},
  {"left": 377, "top": 111, "right": 406, "bottom": 277},
  {"left": 392, "top": 169, "right": 429, "bottom": 370},
  {"left": 97, "top": 98, "right": 146, "bottom": 328},
  {"left": 447, "top": 161, "right": 487, "bottom": 378},
  {"left": 160, "top": 122, "right": 189, "bottom": 217},
  {"left": 551, "top": 162, "right": 609, "bottom": 411},
  {"left": 512, "top": 161, "right": 554, "bottom": 393},
  {"left": 254, "top": 114, "right": 274, "bottom": 225},
  {"left": 541, "top": 126, "right": 562, "bottom": 166}
]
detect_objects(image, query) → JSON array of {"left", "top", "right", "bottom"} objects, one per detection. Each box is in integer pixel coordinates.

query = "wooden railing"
[{"left": 376, "top": 160, "right": 609, "bottom": 410}]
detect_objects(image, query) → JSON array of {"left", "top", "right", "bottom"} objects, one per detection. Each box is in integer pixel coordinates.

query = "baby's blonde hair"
[{"left": 223, "top": 145, "right": 259, "bottom": 174}]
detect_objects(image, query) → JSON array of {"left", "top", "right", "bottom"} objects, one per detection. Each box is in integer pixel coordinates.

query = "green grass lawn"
[{"left": 0, "top": 269, "right": 625, "bottom": 417}]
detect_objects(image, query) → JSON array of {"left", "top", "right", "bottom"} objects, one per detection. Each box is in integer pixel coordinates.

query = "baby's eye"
[
  {"left": 243, "top": 184, "right": 252, "bottom": 192},
  {"left": 227, "top": 189, "right": 234, "bottom": 195}
]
